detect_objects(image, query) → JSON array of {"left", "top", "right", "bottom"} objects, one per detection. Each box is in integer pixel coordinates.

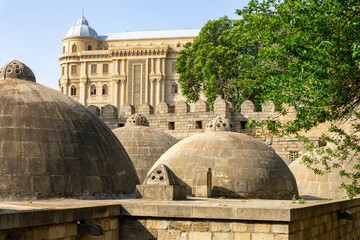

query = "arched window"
[
  {"left": 102, "top": 84, "right": 108, "bottom": 95},
  {"left": 61, "top": 87, "right": 64, "bottom": 93},
  {"left": 62, "top": 46, "right": 65, "bottom": 54},
  {"left": 72, "top": 44, "right": 77, "bottom": 53},
  {"left": 172, "top": 82, "right": 178, "bottom": 94},
  {"left": 87, "top": 45, "right": 92, "bottom": 51},
  {"left": 71, "top": 85, "right": 76, "bottom": 96},
  {"left": 90, "top": 84, "right": 96, "bottom": 95}
]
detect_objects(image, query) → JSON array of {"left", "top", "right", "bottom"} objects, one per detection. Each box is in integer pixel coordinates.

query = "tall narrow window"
[
  {"left": 90, "top": 84, "right": 96, "bottom": 95},
  {"left": 87, "top": 45, "right": 92, "bottom": 50},
  {"left": 71, "top": 85, "right": 76, "bottom": 96},
  {"left": 71, "top": 65, "right": 77, "bottom": 75},
  {"left": 61, "top": 87, "right": 64, "bottom": 93},
  {"left": 172, "top": 82, "right": 178, "bottom": 94},
  {"left": 102, "top": 84, "right": 108, "bottom": 95},
  {"left": 61, "top": 66, "right": 65, "bottom": 76},
  {"left": 172, "top": 62, "right": 176, "bottom": 72},
  {"left": 91, "top": 64, "right": 97, "bottom": 74},
  {"left": 62, "top": 46, "right": 65, "bottom": 54},
  {"left": 72, "top": 44, "right": 77, "bottom": 52},
  {"left": 103, "top": 64, "right": 109, "bottom": 73}
]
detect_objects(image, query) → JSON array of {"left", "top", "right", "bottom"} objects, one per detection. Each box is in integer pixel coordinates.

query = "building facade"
[{"left": 59, "top": 16, "right": 201, "bottom": 114}]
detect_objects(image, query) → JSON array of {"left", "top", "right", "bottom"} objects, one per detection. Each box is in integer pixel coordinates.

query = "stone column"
[
  {"left": 114, "top": 60, "right": 120, "bottom": 75},
  {"left": 150, "top": 58, "right": 155, "bottom": 74},
  {"left": 150, "top": 79, "right": 155, "bottom": 107},
  {"left": 120, "top": 80, "right": 126, "bottom": 107},
  {"left": 114, "top": 80, "right": 120, "bottom": 110},
  {"left": 121, "top": 59, "right": 126, "bottom": 75},
  {"left": 156, "top": 78, "right": 161, "bottom": 106},
  {"left": 157, "top": 58, "right": 161, "bottom": 74}
]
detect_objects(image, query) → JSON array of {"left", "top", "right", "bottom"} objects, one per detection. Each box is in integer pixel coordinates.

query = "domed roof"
[
  {"left": 0, "top": 60, "right": 138, "bottom": 199},
  {"left": 113, "top": 114, "right": 178, "bottom": 183},
  {"left": 66, "top": 16, "right": 98, "bottom": 38},
  {"left": 289, "top": 144, "right": 356, "bottom": 199},
  {"left": 149, "top": 116, "right": 298, "bottom": 199}
]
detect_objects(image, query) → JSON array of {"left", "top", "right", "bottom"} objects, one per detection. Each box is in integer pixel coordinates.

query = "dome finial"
[
  {"left": 205, "top": 115, "right": 235, "bottom": 132},
  {"left": 0, "top": 60, "right": 36, "bottom": 83},
  {"left": 126, "top": 114, "right": 149, "bottom": 127}
]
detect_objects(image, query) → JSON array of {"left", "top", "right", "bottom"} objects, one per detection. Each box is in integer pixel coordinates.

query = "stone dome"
[
  {"left": 149, "top": 116, "right": 298, "bottom": 199},
  {"left": 66, "top": 16, "right": 98, "bottom": 38},
  {"left": 289, "top": 144, "right": 356, "bottom": 199},
  {"left": 0, "top": 60, "right": 138, "bottom": 199},
  {"left": 113, "top": 114, "right": 178, "bottom": 183}
]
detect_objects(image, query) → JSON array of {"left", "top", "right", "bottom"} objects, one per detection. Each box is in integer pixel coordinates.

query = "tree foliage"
[{"left": 177, "top": 0, "right": 360, "bottom": 198}]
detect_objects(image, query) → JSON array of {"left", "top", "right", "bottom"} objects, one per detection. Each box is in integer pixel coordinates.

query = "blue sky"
[{"left": 0, "top": 0, "right": 249, "bottom": 90}]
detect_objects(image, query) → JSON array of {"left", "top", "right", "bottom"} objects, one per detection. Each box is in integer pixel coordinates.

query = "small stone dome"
[
  {"left": 113, "top": 114, "right": 178, "bottom": 183},
  {"left": 0, "top": 60, "right": 138, "bottom": 199},
  {"left": 289, "top": 144, "right": 356, "bottom": 199},
  {"left": 205, "top": 115, "right": 235, "bottom": 132},
  {"left": 66, "top": 16, "right": 98, "bottom": 38},
  {"left": 0, "top": 60, "right": 35, "bottom": 82},
  {"left": 149, "top": 117, "right": 298, "bottom": 199}
]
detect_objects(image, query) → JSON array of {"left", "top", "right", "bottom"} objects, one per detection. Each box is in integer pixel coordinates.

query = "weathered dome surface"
[
  {"left": 149, "top": 130, "right": 298, "bottom": 199},
  {"left": 66, "top": 16, "right": 98, "bottom": 38},
  {"left": 289, "top": 145, "right": 355, "bottom": 199},
  {"left": 113, "top": 114, "right": 178, "bottom": 183},
  {"left": 0, "top": 61, "right": 138, "bottom": 199}
]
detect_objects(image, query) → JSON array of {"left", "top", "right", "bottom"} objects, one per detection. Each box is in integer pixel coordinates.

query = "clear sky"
[{"left": 0, "top": 0, "right": 250, "bottom": 90}]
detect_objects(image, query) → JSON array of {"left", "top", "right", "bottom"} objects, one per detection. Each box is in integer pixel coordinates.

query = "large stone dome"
[
  {"left": 149, "top": 116, "right": 298, "bottom": 199},
  {"left": 0, "top": 60, "right": 138, "bottom": 199},
  {"left": 289, "top": 144, "right": 355, "bottom": 199},
  {"left": 113, "top": 114, "right": 178, "bottom": 183}
]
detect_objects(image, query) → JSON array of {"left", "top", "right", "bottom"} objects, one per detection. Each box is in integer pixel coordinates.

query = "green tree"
[{"left": 177, "top": 0, "right": 360, "bottom": 198}]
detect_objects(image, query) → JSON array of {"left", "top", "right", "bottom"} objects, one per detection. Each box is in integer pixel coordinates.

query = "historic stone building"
[{"left": 59, "top": 16, "right": 201, "bottom": 114}]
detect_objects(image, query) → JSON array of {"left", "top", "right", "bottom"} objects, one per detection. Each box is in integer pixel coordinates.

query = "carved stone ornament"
[
  {"left": 0, "top": 60, "right": 36, "bottom": 82},
  {"left": 126, "top": 113, "right": 149, "bottom": 127},
  {"left": 145, "top": 164, "right": 179, "bottom": 185},
  {"left": 205, "top": 115, "right": 235, "bottom": 132}
]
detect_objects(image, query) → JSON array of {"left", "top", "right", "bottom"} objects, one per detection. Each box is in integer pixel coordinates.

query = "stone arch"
[
  {"left": 102, "top": 84, "right": 108, "bottom": 95},
  {"left": 90, "top": 84, "right": 96, "bottom": 95},
  {"left": 172, "top": 82, "right": 178, "bottom": 94},
  {"left": 241, "top": 100, "right": 255, "bottom": 113},
  {"left": 157, "top": 102, "right": 169, "bottom": 114},
  {"left": 72, "top": 44, "right": 77, "bottom": 53},
  {"left": 138, "top": 103, "right": 153, "bottom": 114},
  {"left": 195, "top": 99, "right": 210, "bottom": 112},
  {"left": 87, "top": 105, "right": 100, "bottom": 116},
  {"left": 261, "top": 100, "right": 276, "bottom": 112},
  {"left": 70, "top": 85, "right": 77, "bottom": 96},
  {"left": 103, "top": 104, "right": 118, "bottom": 119}
]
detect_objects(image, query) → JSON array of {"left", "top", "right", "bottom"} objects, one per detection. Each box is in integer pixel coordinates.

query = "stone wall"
[
  {"left": 0, "top": 198, "right": 358, "bottom": 240},
  {"left": 119, "top": 217, "right": 289, "bottom": 240}
]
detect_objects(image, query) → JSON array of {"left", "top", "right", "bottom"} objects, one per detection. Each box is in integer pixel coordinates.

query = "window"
[
  {"left": 90, "top": 84, "right": 96, "bottom": 95},
  {"left": 72, "top": 44, "right": 77, "bottom": 52},
  {"left": 71, "top": 85, "right": 76, "bottom": 96},
  {"left": 61, "top": 87, "right": 64, "bottom": 93},
  {"left": 71, "top": 65, "right": 77, "bottom": 75},
  {"left": 62, "top": 46, "right": 65, "bottom": 54},
  {"left": 196, "top": 121, "right": 203, "bottom": 129},
  {"left": 91, "top": 64, "right": 97, "bottom": 74},
  {"left": 289, "top": 151, "right": 298, "bottom": 161},
  {"left": 168, "top": 122, "right": 175, "bottom": 130},
  {"left": 172, "top": 62, "right": 176, "bottom": 72},
  {"left": 103, "top": 64, "right": 109, "bottom": 73},
  {"left": 100, "top": 107, "right": 104, "bottom": 116},
  {"left": 61, "top": 66, "right": 65, "bottom": 76},
  {"left": 102, "top": 84, "right": 108, "bottom": 95},
  {"left": 118, "top": 123, "right": 124, "bottom": 127},
  {"left": 172, "top": 82, "right": 178, "bottom": 94},
  {"left": 240, "top": 121, "right": 248, "bottom": 129},
  {"left": 87, "top": 45, "right": 92, "bottom": 51},
  {"left": 170, "top": 106, "right": 175, "bottom": 113}
]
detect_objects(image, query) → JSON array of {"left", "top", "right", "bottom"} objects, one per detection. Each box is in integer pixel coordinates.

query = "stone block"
[
  {"left": 195, "top": 100, "right": 210, "bottom": 112},
  {"left": 87, "top": 105, "right": 100, "bottom": 116},
  {"left": 33, "top": 226, "right": 48, "bottom": 239},
  {"left": 147, "top": 219, "right": 169, "bottom": 230},
  {"left": 65, "top": 223, "right": 78, "bottom": 236},
  {"left": 213, "top": 232, "right": 230, "bottom": 240},
  {"left": 136, "top": 185, "right": 187, "bottom": 200},
  {"left": 138, "top": 103, "right": 154, "bottom": 114},
  {"left": 109, "top": 218, "right": 118, "bottom": 230},
  {"left": 48, "top": 224, "right": 66, "bottom": 239},
  {"left": 157, "top": 102, "right": 170, "bottom": 114},
  {"left": 254, "top": 223, "right": 271, "bottom": 233},
  {"left": 193, "top": 222, "right": 210, "bottom": 232},
  {"left": 175, "top": 101, "right": 190, "bottom": 113},
  {"left": 252, "top": 233, "right": 275, "bottom": 240},
  {"left": 234, "top": 233, "right": 251, "bottom": 240},
  {"left": 190, "top": 231, "right": 212, "bottom": 240},
  {"left": 120, "top": 103, "right": 135, "bottom": 116},
  {"left": 169, "top": 221, "right": 192, "bottom": 231},
  {"left": 211, "top": 222, "right": 231, "bottom": 232}
]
